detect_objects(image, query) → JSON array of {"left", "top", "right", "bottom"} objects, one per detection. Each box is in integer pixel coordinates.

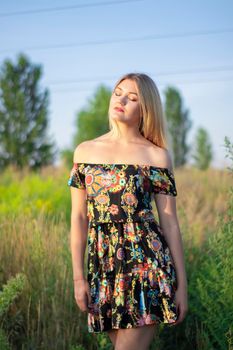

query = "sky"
[{"left": 0, "top": 0, "right": 232, "bottom": 168}]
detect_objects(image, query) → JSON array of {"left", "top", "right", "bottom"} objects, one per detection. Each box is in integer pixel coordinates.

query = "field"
[{"left": 0, "top": 164, "right": 232, "bottom": 350}]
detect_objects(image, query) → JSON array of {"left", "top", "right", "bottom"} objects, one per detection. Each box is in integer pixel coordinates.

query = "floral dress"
[{"left": 68, "top": 162, "right": 178, "bottom": 333}]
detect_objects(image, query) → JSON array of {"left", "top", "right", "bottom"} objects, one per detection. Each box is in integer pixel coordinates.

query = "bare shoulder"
[
  {"left": 73, "top": 133, "right": 112, "bottom": 163},
  {"left": 73, "top": 140, "right": 93, "bottom": 163},
  {"left": 92, "top": 132, "right": 111, "bottom": 143},
  {"left": 148, "top": 144, "right": 174, "bottom": 170}
]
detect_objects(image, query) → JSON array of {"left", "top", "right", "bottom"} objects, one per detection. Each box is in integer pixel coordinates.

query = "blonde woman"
[{"left": 68, "top": 73, "right": 188, "bottom": 350}]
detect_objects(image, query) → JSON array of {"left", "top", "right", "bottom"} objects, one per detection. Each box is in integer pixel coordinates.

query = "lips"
[{"left": 114, "top": 106, "right": 124, "bottom": 112}]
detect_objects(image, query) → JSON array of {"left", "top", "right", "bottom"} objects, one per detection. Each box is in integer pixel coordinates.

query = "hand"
[
  {"left": 169, "top": 285, "right": 188, "bottom": 327},
  {"left": 74, "top": 279, "right": 92, "bottom": 313}
]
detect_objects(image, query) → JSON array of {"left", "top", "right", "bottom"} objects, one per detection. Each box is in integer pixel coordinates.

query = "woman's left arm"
[{"left": 155, "top": 193, "right": 188, "bottom": 325}]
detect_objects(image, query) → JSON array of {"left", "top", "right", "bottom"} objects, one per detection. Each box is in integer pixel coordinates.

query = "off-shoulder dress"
[{"left": 68, "top": 162, "right": 178, "bottom": 333}]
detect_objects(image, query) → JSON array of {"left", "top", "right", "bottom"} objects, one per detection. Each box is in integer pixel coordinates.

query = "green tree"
[
  {"left": 0, "top": 53, "right": 57, "bottom": 170},
  {"left": 223, "top": 135, "right": 233, "bottom": 173},
  {"left": 61, "top": 84, "right": 111, "bottom": 165},
  {"left": 164, "top": 86, "right": 192, "bottom": 167},
  {"left": 74, "top": 84, "right": 111, "bottom": 144},
  {"left": 192, "top": 127, "right": 213, "bottom": 170}
]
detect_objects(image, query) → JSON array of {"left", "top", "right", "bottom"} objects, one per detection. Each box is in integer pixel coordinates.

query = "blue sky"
[{"left": 1, "top": 0, "right": 232, "bottom": 168}]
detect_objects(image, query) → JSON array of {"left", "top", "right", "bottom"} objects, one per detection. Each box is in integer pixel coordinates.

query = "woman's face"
[{"left": 108, "top": 79, "right": 141, "bottom": 126}]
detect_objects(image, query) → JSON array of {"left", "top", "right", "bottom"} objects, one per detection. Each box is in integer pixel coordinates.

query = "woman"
[{"left": 68, "top": 73, "right": 188, "bottom": 350}]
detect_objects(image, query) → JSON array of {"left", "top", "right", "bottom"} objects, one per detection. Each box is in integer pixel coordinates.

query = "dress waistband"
[{"left": 88, "top": 215, "right": 158, "bottom": 228}]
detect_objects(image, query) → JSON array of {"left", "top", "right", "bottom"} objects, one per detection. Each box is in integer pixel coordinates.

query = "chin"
[{"left": 110, "top": 113, "right": 124, "bottom": 121}]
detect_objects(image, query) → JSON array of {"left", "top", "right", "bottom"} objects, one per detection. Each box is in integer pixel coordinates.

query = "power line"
[
  {"left": 46, "top": 64, "right": 233, "bottom": 86},
  {"left": 1, "top": 27, "right": 232, "bottom": 55},
  {"left": 0, "top": 0, "right": 144, "bottom": 18},
  {"left": 51, "top": 76, "right": 233, "bottom": 93}
]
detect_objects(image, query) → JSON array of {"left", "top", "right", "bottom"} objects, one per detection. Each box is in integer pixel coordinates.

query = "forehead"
[{"left": 115, "top": 79, "right": 138, "bottom": 93}]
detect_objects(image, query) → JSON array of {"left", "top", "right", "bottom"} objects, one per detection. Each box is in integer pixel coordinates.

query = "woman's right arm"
[
  {"left": 69, "top": 143, "right": 89, "bottom": 279},
  {"left": 69, "top": 143, "right": 92, "bottom": 312},
  {"left": 70, "top": 188, "right": 89, "bottom": 280},
  {"left": 70, "top": 186, "right": 92, "bottom": 312}
]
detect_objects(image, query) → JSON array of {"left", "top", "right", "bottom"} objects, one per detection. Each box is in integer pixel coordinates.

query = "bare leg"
[
  {"left": 114, "top": 323, "right": 158, "bottom": 350},
  {"left": 106, "top": 329, "right": 119, "bottom": 346}
]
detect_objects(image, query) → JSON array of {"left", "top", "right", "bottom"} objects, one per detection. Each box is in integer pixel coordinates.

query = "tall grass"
[
  {"left": 158, "top": 171, "right": 233, "bottom": 350},
  {"left": 0, "top": 210, "right": 99, "bottom": 349},
  {"left": 0, "top": 156, "right": 232, "bottom": 349}
]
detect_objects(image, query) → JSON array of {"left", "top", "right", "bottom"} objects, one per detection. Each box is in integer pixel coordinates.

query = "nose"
[{"left": 117, "top": 94, "right": 127, "bottom": 105}]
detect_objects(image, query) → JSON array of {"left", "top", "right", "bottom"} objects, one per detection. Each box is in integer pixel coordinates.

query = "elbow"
[
  {"left": 159, "top": 216, "right": 180, "bottom": 236},
  {"left": 70, "top": 215, "right": 89, "bottom": 244},
  {"left": 70, "top": 214, "right": 89, "bottom": 238}
]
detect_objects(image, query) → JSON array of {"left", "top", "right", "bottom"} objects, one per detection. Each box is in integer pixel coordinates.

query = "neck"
[{"left": 109, "top": 124, "right": 143, "bottom": 144}]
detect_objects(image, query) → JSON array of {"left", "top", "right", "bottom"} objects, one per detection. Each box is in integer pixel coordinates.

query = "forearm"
[
  {"left": 70, "top": 216, "right": 89, "bottom": 279},
  {"left": 162, "top": 226, "right": 187, "bottom": 289}
]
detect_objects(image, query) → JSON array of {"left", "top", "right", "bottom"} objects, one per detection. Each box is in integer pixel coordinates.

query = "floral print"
[
  {"left": 68, "top": 163, "right": 178, "bottom": 333},
  {"left": 68, "top": 163, "right": 177, "bottom": 225}
]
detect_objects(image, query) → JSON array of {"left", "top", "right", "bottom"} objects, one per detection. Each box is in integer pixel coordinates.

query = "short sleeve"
[
  {"left": 150, "top": 167, "right": 177, "bottom": 196},
  {"left": 67, "top": 163, "right": 86, "bottom": 189}
]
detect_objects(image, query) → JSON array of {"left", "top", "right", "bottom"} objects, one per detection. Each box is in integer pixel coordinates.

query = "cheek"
[
  {"left": 109, "top": 95, "right": 116, "bottom": 107},
  {"left": 130, "top": 103, "right": 140, "bottom": 116}
]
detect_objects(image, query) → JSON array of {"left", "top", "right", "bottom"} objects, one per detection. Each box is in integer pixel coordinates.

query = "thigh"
[{"left": 114, "top": 323, "right": 158, "bottom": 350}]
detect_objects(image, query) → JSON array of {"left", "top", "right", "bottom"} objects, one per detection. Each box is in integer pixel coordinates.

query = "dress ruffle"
[{"left": 86, "top": 221, "right": 177, "bottom": 333}]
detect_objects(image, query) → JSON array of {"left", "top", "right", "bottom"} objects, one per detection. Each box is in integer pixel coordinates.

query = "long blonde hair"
[{"left": 108, "top": 73, "right": 169, "bottom": 149}]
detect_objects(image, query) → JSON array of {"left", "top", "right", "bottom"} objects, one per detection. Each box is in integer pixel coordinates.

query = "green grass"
[{"left": 0, "top": 162, "right": 232, "bottom": 349}]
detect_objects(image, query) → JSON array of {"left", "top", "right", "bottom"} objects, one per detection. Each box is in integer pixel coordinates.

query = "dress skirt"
[{"left": 86, "top": 219, "right": 178, "bottom": 333}]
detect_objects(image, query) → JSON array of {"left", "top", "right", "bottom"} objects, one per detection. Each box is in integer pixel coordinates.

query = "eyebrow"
[{"left": 115, "top": 86, "right": 138, "bottom": 96}]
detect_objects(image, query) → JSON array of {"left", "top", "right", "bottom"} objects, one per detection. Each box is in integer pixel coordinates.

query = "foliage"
[
  {"left": 223, "top": 135, "right": 233, "bottom": 173},
  {"left": 0, "top": 329, "right": 11, "bottom": 350},
  {"left": 0, "top": 274, "right": 27, "bottom": 318},
  {"left": 74, "top": 84, "right": 112, "bottom": 145},
  {"left": 0, "top": 273, "right": 27, "bottom": 350},
  {"left": 0, "top": 163, "right": 71, "bottom": 222},
  {"left": 149, "top": 139, "right": 233, "bottom": 350},
  {"left": 190, "top": 138, "right": 233, "bottom": 349},
  {"left": 0, "top": 212, "right": 89, "bottom": 349},
  {"left": 61, "top": 85, "right": 112, "bottom": 166},
  {"left": 69, "top": 345, "right": 86, "bottom": 350},
  {"left": 164, "top": 86, "right": 192, "bottom": 167},
  {"left": 0, "top": 145, "right": 232, "bottom": 349},
  {"left": 0, "top": 53, "right": 57, "bottom": 170},
  {"left": 191, "top": 127, "right": 213, "bottom": 170}
]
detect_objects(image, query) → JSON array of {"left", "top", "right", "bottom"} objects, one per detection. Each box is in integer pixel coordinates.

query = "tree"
[
  {"left": 74, "top": 84, "right": 112, "bottom": 144},
  {"left": 61, "top": 84, "right": 111, "bottom": 165},
  {"left": 0, "top": 53, "right": 57, "bottom": 170},
  {"left": 192, "top": 127, "right": 213, "bottom": 170},
  {"left": 164, "top": 86, "right": 192, "bottom": 167}
]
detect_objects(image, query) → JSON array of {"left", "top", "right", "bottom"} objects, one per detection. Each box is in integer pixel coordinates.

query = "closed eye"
[
  {"left": 129, "top": 97, "right": 138, "bottom": 101},
  {"left": 114, "top": 91, "right": 137, "bottom": 101}
]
